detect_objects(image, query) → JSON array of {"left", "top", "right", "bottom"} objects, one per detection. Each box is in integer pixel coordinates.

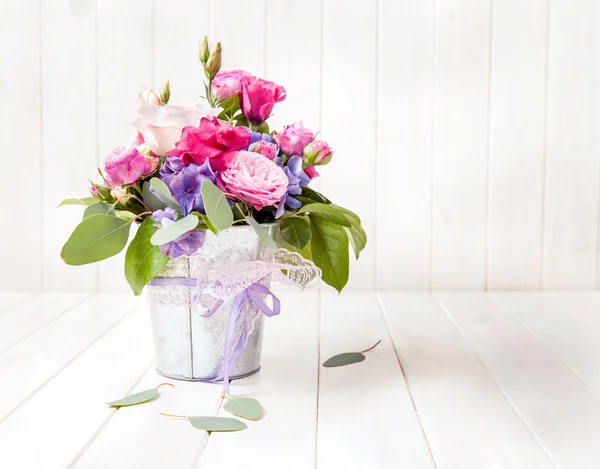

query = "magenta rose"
[
  {"left": 104, "top": 146, "right": 154, "bottom": 187},
  {"left": 304, "top": 165, "right": 320, "bottom": 180},
  {"left": 274, "top": 122, "right": 314, "bottom": 156},
  {"left": 303, "top": 139, "right": 333, "bottom": 166},
  {"left": 240, "top": 75, "right": 286, "bottom": 124},
  {"left": 211, "top": 69, "right": 251, "bottom": 100},
  {"left": 167, "top": 117, "right": 250, "bottom": 172},
  {"left": 217, "top": 151, "right": 288, "bottom": 209},
  {"left": 248, "top": 140, "right": 278, "bottom": 160}
]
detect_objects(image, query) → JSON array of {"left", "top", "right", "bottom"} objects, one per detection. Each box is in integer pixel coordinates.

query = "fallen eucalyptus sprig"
[
  {"left": 160, "top": 413, "right": 247, "bottom": 432},
  {"left": 322, "top": 340, "right": 382, "bottom": 368},
  {"left": 106, "top": 383, "right": 174, "bottom": 408}
]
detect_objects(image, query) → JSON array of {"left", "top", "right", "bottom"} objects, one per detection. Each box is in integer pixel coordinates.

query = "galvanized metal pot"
[{"left": 145, "top": 225, "right": 274, "bottom": 381}]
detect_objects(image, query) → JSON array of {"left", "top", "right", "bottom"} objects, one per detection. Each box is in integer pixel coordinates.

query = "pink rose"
[
  {"left": 274, "top": 122, "right": 314, "bottom": 156},
  {"left": 133, "top": 104, "right": 221, "bottom": 156},
  {"left": 304, "top": 139, "right": 333, "bottom": 166},
  {"left": 211, "top": 69, "right": 251, "bottom": 100},
  {"left": 248, "top": 140, "right": 278, "bottom": 160},
  {"left": 104, "top": 146, "right": 153, "bottom": 187},
  {"left": 217, "top": 151, "right": 288, "bottom": 209},
  {"left": 304, "top": 165, "right": 320, "bottom": 180},
  {"left": 240, "top": 75, "right": 286, "bottom": 124},
  {"left": 167, "top": 118, "right": 250, "bottom": 172}
]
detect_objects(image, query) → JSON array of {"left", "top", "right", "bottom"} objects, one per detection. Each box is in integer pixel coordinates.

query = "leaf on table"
[
  {"left": 223, "top": 397, "right": 262, "bottom": 421},
  {"left": 161, "top": 414, "right": 247, "bottom": 432},
  {"left": 106, "top": 383, "right": 173, "bottom": 408},
  {"left": 322, "top": 340, "right": 382, "bottom": 368}
]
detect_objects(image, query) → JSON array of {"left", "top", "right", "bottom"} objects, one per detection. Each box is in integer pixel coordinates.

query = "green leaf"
[
  {"left": 301, "top": 187, "right": 331, "bottom": 204},
  {"left": 125, "top": 217, "right": 170, "bottom": 295},
  {"left": 115, "top": 210, "right": 138, "bottom": 222},
  {"left": 256, "top": 121, "right": 270, "bottom": 134},
  {"left": 201, "top": 180, "right": 233, "bottom": 231},
  {"left": 322, "top": 352, "right": 365, "bottom": 367},
  {"left": 310, "top": 215, "right": 349, "bottom": 292},
  {"left": 223, "top": 397, "right": 262, "bottom": 421},
  {"left": 188, "top": 416, "right": 247, "bottom": 432},
  {"left": 83, "top": 202, "right": 114, "bottom": 219},
  {"left": 297, "top": 203, "right": 351, "bottom": 227},
  {"left": 57, "top": 197, "right": 97, "bottom": 207},
  {"left": 274, "top": 225, "right": 313, "bottom": 260},
  {"left": 246, "top": 216, "right": 277, "bottom": 249},
  {"left": 150, "top": 214, "right": 198, "bottom": 246},
  {"left": 280, "top": 217, "right": 311, "bottom": 248},
  {"left": 217, "top": 94, "right": 241, "bottom": 120},
  {"left": 199, "top": 213, "right": 218, "bottom": 235},
  {"left": 331, "top": 205, "right": 367, "bottom": 260},
  {"left": 149, "top": 178, "right": 183, "bottom": 214},
  {"left": 234, "top": 115, "right": 249, "bottom": 127},
  {"left": 142, "top": 181, "right": 167, "bottom": 212},
  {"left": 61, "top": 215, "right": 132, "bottom": 266},
  {"left": 106, "top": 383, "right": 173, "bottom": 407},
  {"left": 231, "top": 202, "right": 247, "bottom": 221}
]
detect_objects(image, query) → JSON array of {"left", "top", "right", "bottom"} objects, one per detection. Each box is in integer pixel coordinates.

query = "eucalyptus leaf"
[
  {"left": 201, "top": 180, "right": 233, "bottom": 231},
  {"left": 323, "top": 352, "right": 366, "bottom": 367},
  {"left": 223, "top": 397, "right": 262, "bottom": 421},
  {"left": 149, "top": 178, "right": 184, "bottom": 214},
  {"left": 142, "top": 181, "right": 167, "bottom": 211},
  {"left": 309, "top": 215, "right": 349, "bottom": 292},
  {"left": 246, "top": 216, "right": 277, "bottom": 249},
  {"left": 57, "top": 197, "right": 97, "bottom": 207},
  {"left": 150, "top": 214, "right": 198, "bottom": 246},
  {"left": 298, "top": 203, "right": 351, "bottom": 227},
  {"left": 161, "top": 415, "right": 247, "bottom": 432},
  {"left": 116, "top": 210, "right": 138, "bottom": 221},
  {"left": 125, "top": 217, "right": 170, "bottom": 295},
  {"left": 231, "top": 202, "right": 247, "bottom": 221},
  {"left": 106, "top": 383, "right": 173, "bottom": 407},
  {"left": 61, "top": 214, "right": 132, "bottom": 266},
  {"left": 280, "top": 217, "right": 311, "bottom": 248},
  {"left": 83, "top": 202, "right": 114, "bottom": 219}
]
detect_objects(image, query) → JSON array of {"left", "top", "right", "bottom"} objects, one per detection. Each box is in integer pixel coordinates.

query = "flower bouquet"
[{"left": 60, "top": 38, "right": 366, "bottom": 385}]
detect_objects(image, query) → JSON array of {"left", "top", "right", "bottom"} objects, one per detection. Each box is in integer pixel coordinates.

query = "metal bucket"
[{"left": 145, "top": 225, "right": 274, "bottom": 381}]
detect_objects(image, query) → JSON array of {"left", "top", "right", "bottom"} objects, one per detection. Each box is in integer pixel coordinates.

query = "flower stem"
[
  {"left": 160, "top": 413, "right": 188, "bottom": 419},
  {"left": 156, "top": 383, "right": 174, "bottom": 391},
  {"left": 360, "top": 340, "right": 382, "bottom": 354}
]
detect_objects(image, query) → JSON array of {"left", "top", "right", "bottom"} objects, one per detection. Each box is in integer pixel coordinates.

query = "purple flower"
[
  {"left": 153, "top": 208, "right": 206, "bottom": 258},
  {"left": 241, "top": 126, "right": 274, "bottom": 146},
  {"left": 160, "top": 160, "right": 215, "bottom": 216},
  {"left": 275, "top": 155, "right": 311, "bottom": 218},
  {"left": 160, "top": 156, "right": 185, "bottom": 176}
]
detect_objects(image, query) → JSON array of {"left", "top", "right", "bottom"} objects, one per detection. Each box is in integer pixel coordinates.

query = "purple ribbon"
[{"left": 149, "top": 277, "right": 280, "bottom": 394}]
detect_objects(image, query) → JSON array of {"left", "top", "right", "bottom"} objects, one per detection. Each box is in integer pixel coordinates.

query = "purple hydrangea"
[
  {"left": 241, "top": 126, "right": 274, "bottom": 147},
  {"left": 153, "top": 207, "right": 206, "bottom": 258},
  {"left": 159, "top": 159, "right": 215, "bottom": 216},
  {"left": 275, "top": 155, "right": 311, "bottom": 218}
]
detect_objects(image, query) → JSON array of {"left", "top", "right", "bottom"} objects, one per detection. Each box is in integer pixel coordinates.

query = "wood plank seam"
[
  {"left": 484, "top": 0, "right": 494, "bottom": 292},
  {"left": 376, "top": 293, "right": 439, "bottom": 468},
  {"left": 432, "top": 293, "right": 561, "bottom": 468},
  {"left": 545, "top": 293, "right": 600, "bottom": 334},
  {"left": 0, "top": 300, "right": 140, "bottom": 427},
  {"left": 427, "top": 0, "right": 437, "bottom": 292},
  {"left": 492, "top": 293, "right": 600, "bottom": 401},
  {"left": 314, "top": 293, "right": 322, "bottom": 469},
  {"left": 0, "top": 294, "right": 93, "bottom": 356},
  {"left": 540, "top": 0, "right": 551, "bottom": 291},
  {"left": 66, "top": 359, "right": 155, "bottom": 469},
  {"left": 0, "top": 293, "right": 40, "bottom": 315},
  {"left": 192, "top": 392, "right": 226, "bottom": 468}
]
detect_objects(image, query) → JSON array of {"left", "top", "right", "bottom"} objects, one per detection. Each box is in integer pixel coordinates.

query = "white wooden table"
[{"left": 1, "top": 291, "right": 599, "bottom": 468}]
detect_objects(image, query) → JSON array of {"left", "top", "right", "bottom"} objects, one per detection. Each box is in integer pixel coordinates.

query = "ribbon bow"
[{"left": 197, "top": 281, "right": 280, "bottom": 394}]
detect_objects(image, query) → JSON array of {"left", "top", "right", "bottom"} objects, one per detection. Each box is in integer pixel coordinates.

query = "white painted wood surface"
[
  {"left": 1, "top": 291, "right": 600, "bottom": 467},
  {"left": 3, "top": 1, "right": 600, "bottom": 292}
]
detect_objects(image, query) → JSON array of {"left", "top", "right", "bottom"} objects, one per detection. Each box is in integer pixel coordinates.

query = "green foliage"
[
  {"left": 217, "top": 94, "right": 241, "bottom": 121},
  {"left": 106, "top": 383, "right": 173, "bottom": 407},
  {"left": 57, "top": 197, "right": 97, "bottom": 207},
  {"left": 142, "top": 181, "right": 167, "bottom": 212},
  {"left": 149, "top": 177, "right": 184, "bottom": 213},
  {"left": 323, "top": 352, "right": 366, "bottom": 367},
  {"left": 300, "top": 187, "right": 331, "bottom": 204},
  {"left": 246, "top": 216, "right": 277, "bottom": 249},
  {"left": 331, "top": 205, "right": 367, "bottom": 260},
  {"left": 280, "top": 217, "right": 311, "bottom": 248},
  {"left": 83, "top": 202, "right": 114, "bottom": 219},
  {"left": 201, "top": 180, "right": 233, "bottom": 231},
  {"left": 150, "top": 214, "right": 198, "bottom": 246},
  {"left": 61, "top": 215, "right": 132, "bottom": 266},
  {"left": 297, "top": 203, "right": 351, "bottom": 227},
  {"left": 309, "top": 215, "right": 349, "bottom": 292},
  {"left": 125, "top": 217, "right": 170, "bottom": 295}
]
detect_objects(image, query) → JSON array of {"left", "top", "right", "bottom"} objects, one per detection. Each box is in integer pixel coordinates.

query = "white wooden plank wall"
[{"left": 2, "top": 0, "right": 600, "bottom": 292}]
